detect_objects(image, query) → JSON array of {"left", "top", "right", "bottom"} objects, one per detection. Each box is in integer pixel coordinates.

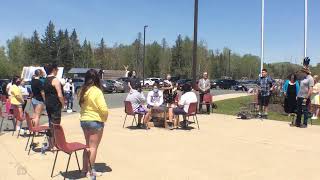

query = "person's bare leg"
[
  {"left": 82, "top": 129, "right": 90, "bottom": 173},
  {"left": 144, "top": 110, "right": 152, "bottom": 128},
  {"left": 32, "top": 104, "right": 43, "bottom": 127},
  {"left": 88, "top": 129, "right": 104, "bottom": 173},
  {"left": 168, "top": 108, "right": 174, "bottom": 123},
  {"left": 15, "top": 107, "right": 23, "bottom": 129}
]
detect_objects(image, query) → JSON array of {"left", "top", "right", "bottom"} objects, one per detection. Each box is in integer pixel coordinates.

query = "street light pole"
[
  {"left": 229, "top": 49, "right": 231, "bottom": 76},
  {"left": 143, "top": 25, "right": 148, "bottom": 86},
  {"left": 260, "top": 0, "right": 265, "bottom": 74},
  {"left": 304, "top": 0, "right": 308, "bottom": 58},
  {"left": 192, "top": 0, "right": 198, "bottom": 88}
]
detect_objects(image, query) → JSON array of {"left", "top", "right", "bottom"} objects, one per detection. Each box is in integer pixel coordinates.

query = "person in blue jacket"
[{"left": 283, "top": 74, "right": 300, "bottom": 113}]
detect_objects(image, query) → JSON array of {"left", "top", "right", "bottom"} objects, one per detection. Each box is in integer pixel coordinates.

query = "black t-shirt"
[
  {"left": 31, "top": 79, "right": 44, "bottom": 102},
  {"left": 129, "top": 77, "right": 140, "bottom": 89}
]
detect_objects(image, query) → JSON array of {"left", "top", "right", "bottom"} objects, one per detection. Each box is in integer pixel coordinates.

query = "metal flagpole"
[
  {"left": 304, "top": 0, "right": 308, "bottom": 58},
  {"left": 260, "top": 0, "right": 265, "bottom": 74}
]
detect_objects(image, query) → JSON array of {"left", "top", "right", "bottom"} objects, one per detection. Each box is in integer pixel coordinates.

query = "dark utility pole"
[
  {"left": 229, "top": 50, "right": 231, "bottom": 76},
  {"left": 143, "top": 25, "right": 148, "bottom": 86},
  {"left": 192, "top": 0, "right": 198, "bottom": 88}
]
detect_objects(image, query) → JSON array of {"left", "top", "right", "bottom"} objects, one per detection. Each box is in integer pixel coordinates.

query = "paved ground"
[{"left": 1, "top": 93, "right": 320, "bottom": 180}]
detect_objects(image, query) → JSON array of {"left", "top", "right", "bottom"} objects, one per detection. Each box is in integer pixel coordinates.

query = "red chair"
[
  {"left": 186, "top": 102, "right": 200, "bottom": 130},
  {"left": 0, "top": 100, "right": 15, "bottom": 133},
  {"left": 51, "top": 124, "right": 91, "bottom": 179},
  {"left": 24, "top": 113, "right": 50, "bottom": 155},
  {"left": 123, "top": 101, "right": 138, "bottom": 128},
  {"left": 199, "top": 93, "right": 213, "bottom": 113}
]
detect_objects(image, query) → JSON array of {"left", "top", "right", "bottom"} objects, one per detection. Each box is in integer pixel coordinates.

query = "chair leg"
[
  {"left": 0, "top": 117, "right": 4, "bottom": 132},
  {"left": 75, "top": 151, "right": 81, "bottom": 172},
  {"left": 28, "top": 132, "right": 35, "bottom": 155},
  {"left": 64, "top": 153, "right": 72, "bottom": 180},
  {"left": 12, "top": 118, "right": 16, "bottom": 136},
  {"left": 51, "top": 150, "right": 59, "bottom": 177},
  {"left": 132, "top": 115, "right": 138, "bottom": 126},
  {"left": 25, "top": 131, "right": 31, "bottom": 151},
  {"left": 195, "top": 115, "right": 200, "bottom": 130},
  {"left": 123, "top": 114, "right": 128, "bottom": 128}
]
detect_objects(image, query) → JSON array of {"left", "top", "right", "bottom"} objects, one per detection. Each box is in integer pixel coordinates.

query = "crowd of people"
[
  {"left": 0, "top": 56, "right": 319, "bottom": 178},
  {"left": 258, "top": 57, "right": 319, "bottom": 128},
  {"left": 0, "top": 64, "right": 108, "bottom": 179},
  {"left": 124, "top": 71, "right": 214, "bottom": 130}
]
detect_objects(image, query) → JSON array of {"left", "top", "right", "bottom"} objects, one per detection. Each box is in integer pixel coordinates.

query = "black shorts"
[
  {"left": 173, "top": 107, "right": 187, "bottom": 115},
  {"left": 258, "top": 95, "right": 270, "bottom": 106},
  {"left": 47, "top": 110, "right": 62, "bottom": 126}
]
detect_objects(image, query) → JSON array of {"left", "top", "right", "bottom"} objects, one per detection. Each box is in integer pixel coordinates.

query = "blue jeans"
[
  {"left": 65, "top": 92, "right": 73, "bottom": 109},
  {"left": 296, "top": 97, "right": 310, "bottom": 126}
]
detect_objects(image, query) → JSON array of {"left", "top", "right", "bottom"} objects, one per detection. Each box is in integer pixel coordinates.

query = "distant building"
[{"left": 68, "top": 68, "right": 126, "bottom": 80}]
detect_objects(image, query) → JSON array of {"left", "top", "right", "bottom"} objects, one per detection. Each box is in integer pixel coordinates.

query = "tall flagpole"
[
  {"left": 304, "top": 0, "right": 308, "bottom": 58},
  {"left": 260, "top": 0, "right": 265, "bottom": 74}
]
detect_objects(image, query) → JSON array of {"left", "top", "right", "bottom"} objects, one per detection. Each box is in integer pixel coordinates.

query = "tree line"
[{"left": 0, "top": 21, "right": 319, "bottom": 80}]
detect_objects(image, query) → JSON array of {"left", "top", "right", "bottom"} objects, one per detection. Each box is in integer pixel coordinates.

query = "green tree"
[
  {"left": 146, "top": 41, "right": 161, "bottom": 77},
  {"left": 41, "top": 20, "right": 57, "bottom": 64},
  {"left": 70, "top": 29, "right": 81, "bottom": 67}
]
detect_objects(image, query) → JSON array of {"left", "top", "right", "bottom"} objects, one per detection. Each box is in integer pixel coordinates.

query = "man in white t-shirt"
[{"left": 168, "top": 83, "right": 197, "bottom": 129}]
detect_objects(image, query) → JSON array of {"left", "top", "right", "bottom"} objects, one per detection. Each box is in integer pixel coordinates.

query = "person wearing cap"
[{"left": 295, "top": 57, "right": 314, "bottom": 128}]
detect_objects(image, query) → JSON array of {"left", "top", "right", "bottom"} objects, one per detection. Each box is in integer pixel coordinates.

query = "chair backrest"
[
  {"left": 203, "top": 94, "right": 212, "bottom": 103},
  {"left": 5, "top": 100, "right": 11, "bottom": 114},
  {"left": 124, "top": 101, "right": 135, "bottom": 115},
  {"left": 24, "top": 112, "right": 34, "bottom": 131},
  {"left": 188, "top": 102, "right": 198, "bottom": 115},
  {"left": 52, "top": 124, "right": 68, "bottom": 151}
]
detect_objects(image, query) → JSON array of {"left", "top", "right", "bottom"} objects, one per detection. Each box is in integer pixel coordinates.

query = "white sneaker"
[
  {"left": 311, "top": 116, "right": 318, "bottom": 120},
  {"left": 20, "top": 129, "right": 25, "bottom": 135}
]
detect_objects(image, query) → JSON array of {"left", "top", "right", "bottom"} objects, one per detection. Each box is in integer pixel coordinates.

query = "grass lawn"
[{"left": 213, "top": 95, "right": 320, "bottom": 125}]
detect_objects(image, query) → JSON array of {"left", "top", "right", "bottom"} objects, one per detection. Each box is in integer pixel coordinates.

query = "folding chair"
[
  {"left": 123, "top": 101, "right": 138, "bottom": 128},
  {"left": 184, "top": 102, "right": 200, "bottom": 130},
  {"left": 199, "top": 93, "right": 213, "bottom": 113},
  {"left": 0, "top": 100, "right": 16, "bottom": 133},
  {"left": 51, "top": 124, "right": 91, "bottom": 180},
  {"left": 24, "top": 113, "right": 50, "bottom": 154}
]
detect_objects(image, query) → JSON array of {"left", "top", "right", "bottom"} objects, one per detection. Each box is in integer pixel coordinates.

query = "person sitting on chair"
[
  {"left": 125, "top": 83, "right": 150, "bottom": 129},
  {"left": 144, "top": 83, "right": 164, "bottom": 129},
  {"left": 168, "top": 83, "right": 197, "bottom": 129}
]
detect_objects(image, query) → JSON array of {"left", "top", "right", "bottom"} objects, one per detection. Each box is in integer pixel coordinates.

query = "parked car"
[
  {"left": 176, "top": 79, "right": 192, "bottom": 90},
  {"left": 105, "top": 80, "right": 125, "bottom": 93},
  {"left": 73, "top": 78, "right": 85, "bottom": 93},
  {"left": 0, "top": 79, "right": 10, "bottom": 94},
  {"left": 101, "top": 80, "right": 116, "bottom": 93},
  {"left": 211, "top": 79, "right": 238, "bottom": 89},
  {"left": 141, "top": 78, "right": 163, "bottom": 87}
]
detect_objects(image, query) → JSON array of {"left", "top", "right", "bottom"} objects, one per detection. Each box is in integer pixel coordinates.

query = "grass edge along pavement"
[{"left": 213, "top": 95, "right": 320, "bottom": 125}]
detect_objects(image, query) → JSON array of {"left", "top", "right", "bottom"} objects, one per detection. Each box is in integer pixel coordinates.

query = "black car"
[
  {"left": 0, "top": 79, "right": 10, "bottom": 94},
  {"left": 101, "top": 80, "right": 116, "bottom": 93},
  {"left": 176, "top": 79, "right": 192, "bottom": 89},
  {"left": 211, "top": 79, "right": 238, "bottom": 89}
]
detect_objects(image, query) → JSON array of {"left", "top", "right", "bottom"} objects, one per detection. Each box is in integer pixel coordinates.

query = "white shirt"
[
  {"left": 63, "top": 82, "right": 75, "bottom": 94},
  {"left": 179, "top": 91, "right": 198, "bottom": 113},
  {"left": 19, "top": 86, "right": 29, "bottom": 100},
  {"left": 147, "top": 90, "right": 164, "bottom": 106},
  {"left": 6, "top": 83, "right": 12, "bottom": 96}
]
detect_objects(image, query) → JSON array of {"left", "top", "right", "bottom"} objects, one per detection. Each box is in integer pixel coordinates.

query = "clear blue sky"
[{"left": 0, "top": 0, "right": 319, "bottom": 64}]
